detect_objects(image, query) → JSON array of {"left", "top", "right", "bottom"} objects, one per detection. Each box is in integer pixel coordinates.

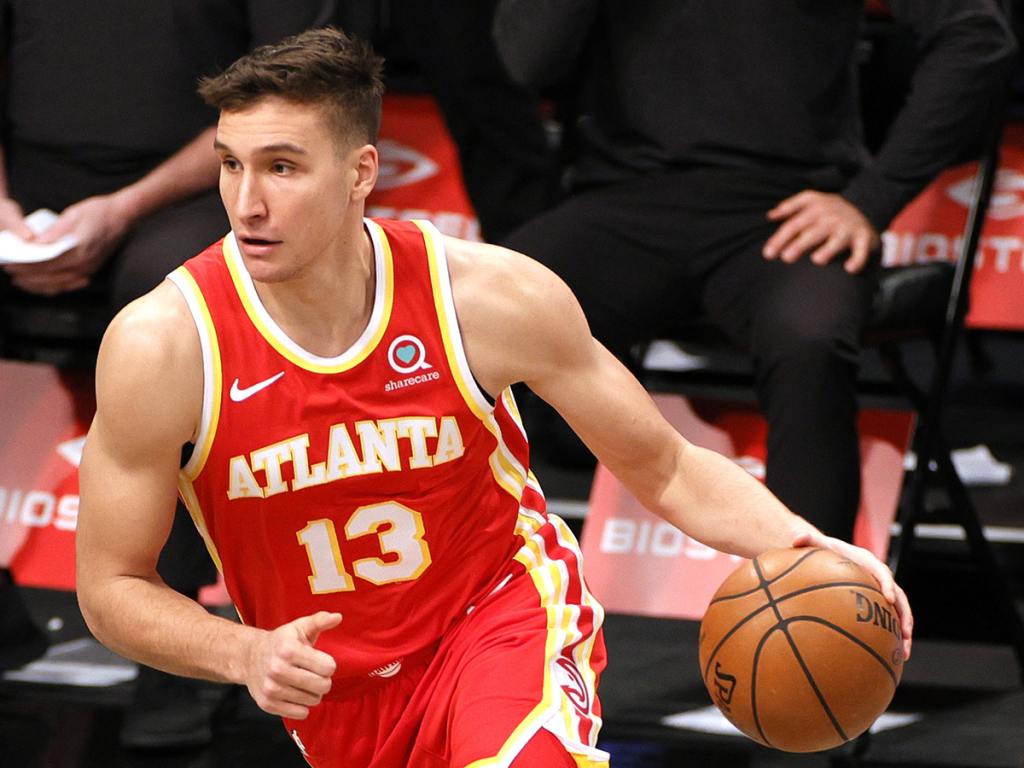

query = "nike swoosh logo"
[{"left": 229, "top": 371, "right": 285, "bottom": 402}]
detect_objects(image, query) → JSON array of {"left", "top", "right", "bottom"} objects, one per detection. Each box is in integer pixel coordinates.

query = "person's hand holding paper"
[{"left": 0, "top": 200, "right": 132, "bottom": 295}]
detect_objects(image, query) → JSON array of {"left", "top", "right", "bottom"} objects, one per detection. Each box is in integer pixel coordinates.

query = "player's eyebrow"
[{"left": 213, "top": 139, "right": 308, "bottom": 155}]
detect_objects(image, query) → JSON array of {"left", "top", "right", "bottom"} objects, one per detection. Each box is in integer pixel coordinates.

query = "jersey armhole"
[
  {"left": 166, "top": 268, "right": 222, "bottom": 479},
  {"left": 415, "top": 220, "right": 497, "bottom": 411}
]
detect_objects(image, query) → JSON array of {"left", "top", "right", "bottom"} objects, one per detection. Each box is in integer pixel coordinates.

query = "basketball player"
[{"left": 75, "top": 28, "right": 912, "bottom": 768}]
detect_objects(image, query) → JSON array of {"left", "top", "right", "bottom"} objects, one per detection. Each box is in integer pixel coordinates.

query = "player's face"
[{"left": 214, "top": 96, "right": 377, "bottom": 282}]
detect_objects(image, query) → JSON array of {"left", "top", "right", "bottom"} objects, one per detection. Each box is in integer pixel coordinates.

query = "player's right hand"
[
  {"left": 244, "top": 611, "right": 342, "bottom": 719},
  {"left": 792, "top": 530, "right": 913, "bottom": 662}
]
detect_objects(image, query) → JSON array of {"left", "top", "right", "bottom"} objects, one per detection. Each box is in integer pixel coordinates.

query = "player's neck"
[{"left": 251, "top": 224, "right": 376, "bottom": 358}]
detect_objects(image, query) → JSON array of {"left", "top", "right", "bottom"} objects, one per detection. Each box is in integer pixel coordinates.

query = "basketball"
[{"left": 698, "top": 547, "right": 904, "bottom": 752}]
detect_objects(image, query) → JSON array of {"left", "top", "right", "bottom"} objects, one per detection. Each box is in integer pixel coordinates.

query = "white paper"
[{"left": 0, "top": 208, "right": 78, "bottom": 264}]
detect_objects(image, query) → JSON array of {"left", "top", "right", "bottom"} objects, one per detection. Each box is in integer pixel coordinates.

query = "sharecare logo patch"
[
  {"left": 388, "top": 334, "right": 433, "bottom": 374},
  {"left": 385, "top": 335, "right": 439, "bottom": 392}
]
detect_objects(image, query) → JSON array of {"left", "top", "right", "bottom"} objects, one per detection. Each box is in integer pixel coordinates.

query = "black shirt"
[
  {"left": 494, "top": 0, "right": 1016, "bottom": 230},
  {"left": 1, "top": 0, "right": 335, "bottom": 174}
]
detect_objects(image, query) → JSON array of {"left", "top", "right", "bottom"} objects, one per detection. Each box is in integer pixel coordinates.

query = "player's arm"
[
  {"left": 447, "top": 238, "right": 912, "bottom": 655},
  {"left": 77, "top": 283, "right": 339, "bottom": 718}
]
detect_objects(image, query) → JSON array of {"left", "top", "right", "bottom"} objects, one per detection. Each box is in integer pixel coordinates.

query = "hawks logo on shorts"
[{"left": 556, "top": 657, "right": 592, "bottom": 716}]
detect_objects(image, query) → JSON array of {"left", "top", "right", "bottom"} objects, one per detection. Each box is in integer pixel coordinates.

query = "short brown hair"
[{"left": 198, "top": 27, "right": 385, "bottom": 146}]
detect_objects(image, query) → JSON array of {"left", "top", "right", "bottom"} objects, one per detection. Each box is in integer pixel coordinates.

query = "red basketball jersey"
[{"left": 169, "top": 219, "right": 546, "bottom": 689}]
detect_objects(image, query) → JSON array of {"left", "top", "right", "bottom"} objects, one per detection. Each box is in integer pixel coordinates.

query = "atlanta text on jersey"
[{"left": 226, "top": 416, "right": 465, "bottom": 499}]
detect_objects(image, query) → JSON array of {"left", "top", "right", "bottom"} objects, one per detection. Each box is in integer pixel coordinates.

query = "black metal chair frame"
[{"left": 636, "top": 100, "right": 1024, "bottom": 684}]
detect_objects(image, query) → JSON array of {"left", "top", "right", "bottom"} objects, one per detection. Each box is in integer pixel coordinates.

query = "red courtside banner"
[
  {"left": 0, "top": 360, "right": 231, "bottom": 605},
  {"left": 366, "top": 93, "right": 482, "bottom": 241},
  {"left": 0, "top": 361, "right": 92, "bottom": 591},
  {"left": 882, "top": 121, "right": 1024, "bottom": 330},
  {"left": 579, "top": 394, "right": 913, "bottom": 620}
]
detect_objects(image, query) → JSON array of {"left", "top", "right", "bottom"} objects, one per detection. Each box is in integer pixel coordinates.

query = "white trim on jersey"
[
  {"left": 167, "top": 269, "right": 218, "bottom": 479},
  {"left": 222, "top": 224, "right": 389, "bottom": 368},
  {"left": 417, "top": 220, "right": 495, "bottom": 415}
]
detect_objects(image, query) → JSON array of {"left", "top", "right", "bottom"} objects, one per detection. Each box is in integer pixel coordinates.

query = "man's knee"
[{"left": 751, "top": 302, "right": 863, "bottom": 376}]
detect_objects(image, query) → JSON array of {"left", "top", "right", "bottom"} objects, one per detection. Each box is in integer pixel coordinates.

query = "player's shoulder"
[
  {"left": 439, "top": 235, "right": 592, "bottom": 393},
  {"left": 442, "top": 235, "right": 543, "bottom": 275},
  {"left": 98, "top": 280, "right": 201, "bottom": 393},
  {"left": 102, "top": 281, "right": 195, "bottom": 360},
  {"left": 441, "top": 235, "right": 574, "bottom": 320},
  {"left": 88, "top": 281, "right": 203, "bottom": 452}
]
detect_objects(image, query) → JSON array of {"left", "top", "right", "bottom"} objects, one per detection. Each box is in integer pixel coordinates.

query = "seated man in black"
[
  {"left": 0, "top": 0, "right": 335, "bottom": 749},
  {"left": 495, "top": 0, "right": 1015, "bottom": 541}
]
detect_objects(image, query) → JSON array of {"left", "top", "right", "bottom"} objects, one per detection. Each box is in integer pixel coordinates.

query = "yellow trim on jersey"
[
  {"left": 177, "top": 476, "right": 224, "bottom": 574},
  {"left": 515, "top": 509, "right": 544, "bottom": 539},
  {"left": 500, "top": 388, "right": 528, "bottom": 440},
  {"left": 469, "top": 516, "right": 607, "bottom": 767},
  {"left": 222, "top": 226, "right": 394, "bottom": 374},
  {"left": 550, "top": 514, "right": 606, "bottom": 748},
  {"left": 417, "top": 221, "right": 527, "bottom": 502},
  {"left": 469, "top": 556, "right": 565, "bottom": 767},
  {"left": 169, "top": 266, "right": 222, "bottom": 480},
  {"left": 177, "top": 475, "right": 251, "bottom": 627}
]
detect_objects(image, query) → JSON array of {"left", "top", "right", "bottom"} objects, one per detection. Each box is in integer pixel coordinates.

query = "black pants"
[{"left": 504, "top": 168, "right": 878, "bottom": 541}]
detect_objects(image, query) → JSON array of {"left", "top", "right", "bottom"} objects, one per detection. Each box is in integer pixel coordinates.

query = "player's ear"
[{"left": 349, "top": 144, "right": 378, "bottom": 202}]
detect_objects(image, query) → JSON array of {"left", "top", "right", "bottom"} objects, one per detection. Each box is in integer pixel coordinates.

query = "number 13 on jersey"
[{"left": 296, "top": 501, "right": 432, "bottom": 593}]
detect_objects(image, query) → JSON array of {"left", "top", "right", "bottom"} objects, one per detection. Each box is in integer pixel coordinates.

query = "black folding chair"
[
  {"left": 0, "top": 288, "right": 109, "bottom": 368},
  {"left": 637, "top": 32, "right": 1024, "bottom": 686}
]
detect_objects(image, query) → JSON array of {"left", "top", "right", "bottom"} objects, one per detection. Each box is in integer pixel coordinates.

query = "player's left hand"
[
  {"left": 792, "top": 530, "right": 913, "bottom": 662},
  {"left": 3, "top": 193, "right": 133, "bottom": 295},
  {"left": 763, "top": 190, "right": 879, "bottom": 274}
]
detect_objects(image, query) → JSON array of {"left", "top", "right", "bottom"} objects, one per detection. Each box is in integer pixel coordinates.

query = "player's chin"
[{"left": 244, "top": 259, "right": 301, "bottom": 285}]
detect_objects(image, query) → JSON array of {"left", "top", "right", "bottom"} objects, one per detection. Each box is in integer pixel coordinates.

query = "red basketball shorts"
[{"left": 283, "top": 512, "right": 609, "bottom": 768}]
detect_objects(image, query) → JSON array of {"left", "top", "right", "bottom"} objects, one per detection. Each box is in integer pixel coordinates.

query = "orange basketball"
[{"left": 698, "top": 547, "right": 904, "bottom": 752}]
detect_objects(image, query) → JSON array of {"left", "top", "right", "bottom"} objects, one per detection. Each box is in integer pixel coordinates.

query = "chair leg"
[
  {"left": 877, "top": 342, "right": 930, "bottom": 413},
  {"left": 889, "top": 409, "right": 1024, "bottom": 684},
  {"left": 933, "top": 440, "right": 1024, "bottom": 680},
  {"left": 888, "top": 419, "right": 931, "bottom": 577}
]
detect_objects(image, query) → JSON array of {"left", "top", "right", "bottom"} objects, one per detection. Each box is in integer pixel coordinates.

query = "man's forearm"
[
  {"left": 618, "top": 440, "right": 813, "bottom": 560},
  {"left": 109, "top": 126, "right": 220, "bottom": 227},
  {"left": 79, "top": 573, "right": 258, "bottom": 685},
  {"left": 845, "top": 1, "right": 1017, "bottom": 230}
]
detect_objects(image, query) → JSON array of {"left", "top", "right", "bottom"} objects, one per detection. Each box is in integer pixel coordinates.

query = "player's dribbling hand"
[
  {"left": 792, "top": 530, "right": 913, "bottom": 662},
  {"left": 244, "top": 611, "right": 342, "bottom": 719}
]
